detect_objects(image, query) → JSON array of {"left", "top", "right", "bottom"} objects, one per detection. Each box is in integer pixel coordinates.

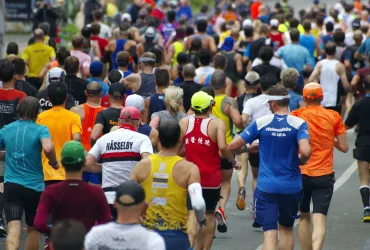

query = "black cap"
[
  {"left": 116, "top": 180, "right": 145, "bottom": 206},
  {"left": 109, "top": 82, "right": 126, "bottom": 98}
]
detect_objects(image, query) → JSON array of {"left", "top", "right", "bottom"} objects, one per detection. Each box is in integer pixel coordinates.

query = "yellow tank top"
[
  {"left": 141, "top": 154, "right": 188, "bottom": 232},
  {"left": 172, "top": 41, "right": 184, "bottom": 67},
  {"left": 212, "top": 94, "right": 234, "bottom": 144}
]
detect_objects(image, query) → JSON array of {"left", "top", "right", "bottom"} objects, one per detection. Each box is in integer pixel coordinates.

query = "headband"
[
  {"left": 139, "top": 57, "right": 156, "bottom": 63},
  {"left": 245, "top": 79, "right": 260, "bottom": 86},
  {"left": 262, "top": 95, "right": 290, "bottom": 105}
]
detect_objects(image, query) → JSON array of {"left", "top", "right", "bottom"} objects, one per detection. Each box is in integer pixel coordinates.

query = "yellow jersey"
[
  {"left": 36, "top": 106, "right": 82, "bottom": 181},
  {"left": 22, "top": 42, "right": 55, "bottom": 77},
  {"left": 172, "top": 41, "right": 184, "bottom": 67},
  {"left": 212, "top": 94, "right": 234, "bottom": 144},
  {"left": 141, "top": 154, "right": 188, "bottom": 232}
]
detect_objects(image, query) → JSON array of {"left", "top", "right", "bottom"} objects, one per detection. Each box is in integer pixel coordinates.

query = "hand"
[
  {"left": 233, "top": 160, "right": 242, "bottom": 170},
  {"left": 49, "top": 160, "right": 60, "bottom": 170}
]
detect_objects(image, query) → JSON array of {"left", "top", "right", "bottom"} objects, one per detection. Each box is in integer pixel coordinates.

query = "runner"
[
  {"left": 184, "top": 19, "right": 217, "bottom": 53},
  {"left": 291, "top": 82, "right": 348, "bottom": 250},
  {"left": 229, "top": 85, "right": 312, "bottom": 250},
  {"left": 84, "top": 181, "right": 165, "bottom": 250},
  {"left": 179, "top": 64, "right": 202, "bottom": 113},
  {"left": 11, "top": 57, "right": 38, "bottom": 97},
  {"left": 36, "top": 83, "right": 82, "bottom": 186},
  {"left": 71, "top": 82, "right": 104, "bottom": 185},
  {"left": 1, "top": 97, "right": 58, "bottom": 250},
  {"left": 345, "top": 75, "right": 370, "bottom": 222},
  {"left": 131, "top": 120, "right": 206, "bottom": 250},
  {"left": 86, "top": 106, "right": 153, "bottom": 220},
  {"left": 210, "top": 70, "right": 243, "bottom": 232},
  {"left": 281, "top": 68, "right": 305, "bottom": 111},
  {"left": 64, "top": 56, "right": 89, "bottom": 105},
  {"left": 70, "top": 34, "right": 92, "bottom": 79},
  {"left": 180, "top": 91, "right": 240, "bottom": 249}
]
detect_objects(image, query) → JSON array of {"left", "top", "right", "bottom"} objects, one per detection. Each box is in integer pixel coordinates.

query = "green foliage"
[{"left": 59, "top": 23, "right": 79, "bottom": 47}]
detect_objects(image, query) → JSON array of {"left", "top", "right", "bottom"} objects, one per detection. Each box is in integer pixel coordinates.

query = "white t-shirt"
[
  {"left": 87, "top": 22, "right": 112, "bottom": 39},
  {"left": 242, "top": 94, "right": 271, "bottom": 123},
  {"left": 89, "top": 128, "right": 153, "bottom": 204},
  {"left": 194, "top": 66, "right": 215, "bottom": 84},
  {"left": 84, "top": 223, "right": 165, "bottom": 250}
]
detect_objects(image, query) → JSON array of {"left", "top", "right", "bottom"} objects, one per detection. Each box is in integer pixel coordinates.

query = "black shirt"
[
  {"left": 15, "top": 80, "right": 38, "bottom": 97},
  {"left": 345, "top": 97, "right": 370, "bottom": 146},
  {"left": 37, "top": 89, "right": 76, "bottom": 112},
  {"left": 95, "top": 108, "right": 122, "bottom": 135},
  {"left": 251, "top": 62, "right": 281, "bottom": 82},
  {"left": 180, "top": 81, "right": 202, "bottom": 112},
  {"left": 65, "top": 75, "right": 88, "bottom": 105}
]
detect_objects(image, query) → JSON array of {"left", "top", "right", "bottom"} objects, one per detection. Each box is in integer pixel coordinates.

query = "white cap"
[
  {"left": 125, "top": 94, "right": 145, "bottom": 112},
  {"left": 270, "top": 19, "right": 279, "bottom": 27},
  {"left": 324, "top": 16, "right": 335, "bottom": 24},
  {"left": 121, "top": 13, "right": 132, "bottom": 22},
  {"left": 242, "top": 19, "right": 252, "bottom": 28},
  {"left": 46, "top": 67, "right": 65, "bottom": 88}
]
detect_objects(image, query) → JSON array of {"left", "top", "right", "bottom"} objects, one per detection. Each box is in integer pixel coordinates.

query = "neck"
[
  {"left": 65, "top": 171, "right": 82, "bottom": 180},
  {"left": 306, "top": 101, "right": 321, "bottom": 107},
  {"left": 195, "top": 113, "right": 210, "bottom": 119},
  {"left": 304, "top": 31, "right": 310, "bottom": 35},
  {"left": 15, "top": 75, "right": 24, "bottom": 81},
  {"left": 119, "top": 66, "right": 128, "bottom": 72},
  {"left": 87, "top": 97, "right": 102, "bottom": 106},
  {"left": 2, "top": 81, "right": 14, "bottom": 89},
  {"left": 197, "top": 31, "right": 205, "bottom": 35},
  {"left": 326, "top": 55, "right": 335, "bottom": 60},
  {"left": 116, "top": 214, "right": 141, "bottom": 224},
  {"left": 292, "top": 41, "right": 299, "bottom": 44},
  {"left": 142, "top": 67, "right": 153, "bottom": 74},
  {"left": 157, "top": 86, "right": 167, "bottom": 94},
  {"left": 184, "top": 78, "right": 194, "bottom": 82},
  {"left": 214, "top": 89, "right": 225, "bottom": 95},
  {"left": 35, "top": 39, "right": 44, "bottom": 43},
  {"left": 245, "top": 88, "right": 257, "bottom": 94},
  {"left": 275, "top": 107, "right": 290, "bottom": 115},
  {"left": 73, "top": 48, "right": 82, "bottom": 51},
  {"left": 110, "top": 101, "right": 124, "bottom": 109},
  {"left": 157, "top": 147, "right": 179, "bottom": 157}
]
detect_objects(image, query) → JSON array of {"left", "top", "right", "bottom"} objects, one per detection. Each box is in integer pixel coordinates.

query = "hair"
[
  {"left": 155, "top": 69, "right": 170, "bottom": 88},
  {"left": 141, "top": 52, "right": 156, "bottom": 67},
  {"left": 190, "top": 37, "right": 202, "bottom": 51},
  {"left": 289, "top": 28, "right": 300, "bottom": 42},
  {"left": 325, "top": 42, "right": 336, "bottom": 56},
  {"left": 182, "top": 63, "right": 196, "bottom": 79},
  {"left": 289, "top": 18, "right": 299, "bottom": 29},
  {"left": 108, "top": 70, "right": 123, "bottom": 84},
  {"left": 164, "top": 86, "right": 183, "bottom": 115},
  {"left": 17, "top": 97, "right": 40, "bottom": 121},
  {"left": 260, "top": 73, "right": 277, "bottom": 91},
  {"left": 244, "top": 26, "right": 254, "bottom": 37},
  {"left": 56, "top": 47, "right": 71, "bottom": 67},
  {"left": 158, "top": 120, "right": 181, "bottom": 148},
  {"left": 259, "top": 24, "right": 269, "bottom": 36},
  {"left": 6, "top": 42, "right": 18, "bottom": 55},
  {"left": 39, "top": 23, "right": 50, "bottom": 36},
  {"left": 47, "top": 83, "right": 68, "bottom": 106},
  {"left": 361, "top": 25, "right": 369, "bottom": 35},
  {"left": 266, "top": 85, "right": 290, "bottom": 107},
  {"left": 151, "top": 46, "right": 165, "bottom": 65},
  {"left": 325, "top": 21, "right": 334, "bottom": 32},
  {"left": 259, "top": 46, "right": 274, "bottom": 62},
  {"left": 197, "top": 19, "right": 208, "bottom": 33},
  {"left": 210, "top": 70, "right": 226, "bottom": 90},
  {"left": 167, "top": 10, "right": 176, "bottom": 23},
  {"left": 333, "top": 29, "right": 345, "bottom": 44},
  {"left": 201, "top": 5, "right": 208, "bottom": 13},
  {"left": 51, "top": 220, "right": 85, "bottom": 250},
  {"left": 93, "top": 9, "right": 103, "bottom": 20},
  {"left": 213, "top": 54, "right": 227, "bottom": 69},
  {"left": 177, "top": 52, "right": 189, "bottom": 65},
  {"left": 90, "top": 23, "right": 101, "bottom": 35},
  {"left": 281, "top": 68, "right": 299, "bottom": 89},
  {"left": 186, "top": 25, "right": 195, "bottom": 37},
  {"left": 72, "top": 34, "right": 84, "bottom": 49},
  {"left": 198, "top": 49, "right": 212, "bottom": 66},
  {"left": 200, "top": 86, "right": 215, "bottom": 98},
  {"left": 64, "top": 56, "right": 80, "bottom": 75},
  {"left": 302, "top": 20, "right": 311, "bottom": 32},
  {"left": 117, "top": 51, "right": 130, "bottom": 67},
  {"left": 12, "top": 58, "right": 26, "bottom": 76},
  {"left": 0, "top": 59, "right": 15, "bottom": 83},
  {"left": 81, "top": 26, "right": 91, "bottom": 38}
]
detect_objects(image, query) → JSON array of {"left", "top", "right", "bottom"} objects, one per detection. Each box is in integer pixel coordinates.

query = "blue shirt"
[
  {"left": 288, "top": 90, "right": 303, "bottom": 112},
  {"left": 320, "top": 34, "right": 333, "bottom": 50},
  {"left": 240, "top": 114, "right": 309, "bottom": 194},
  {"left": 87, "top": 78, "right": 109, "bottom": 96},
  {"left": 358, "top": 37, "right": 370, "bottom": 58},
  {"left": 0, "top": 120, "right": 51, "bottom": 192},
  {"left": 299, "top": 34, "right": 316, "bottom": 68},
  {"left": 277, "top": 44, "right": 311, "bottom": 72},
  {"left": 176, "top": 6, "right": 192, "bottom": 21}
]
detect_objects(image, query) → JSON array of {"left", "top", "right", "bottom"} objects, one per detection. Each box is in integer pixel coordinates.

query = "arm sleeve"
[
  {"left": 243, "top": 45, "right": 250, "bottom": 57},
  {"left": 71, "top": 115, "right": 83, "bottom": 135},
  {"left": 39, "top": 126, "right": 51, "bottom": 141},
  {"left": 345, "top": 104, "right": 358, "bottom": 128},
  {"left": 147, "top": 233, "right": 166, "bottom": 250},
  {"left": 297, "top": 121, "right": 310, "bottom": 142},
  {"left": 140, "top": 137, "right": 154, "bottom": 155},
  {"left": 240, "top": 121, "right": 259, "bottom": 144},
  {"left": 342, "top": 50, "right": 351, "bottom": 61},
  {"left": 33, "top": 190, "right": 52, "bottom": 236},
  {"left": 95, "top": 112, "right": 105, "bottom": 125}
]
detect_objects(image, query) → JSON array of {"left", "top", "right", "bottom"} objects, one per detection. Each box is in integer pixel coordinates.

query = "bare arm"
[
  {"left": 216, "top": 120, "right": 236, "bottom": 164},
  {"left": 122, "top": 73, "right": 140, "bottom": 91},
  {"left": 209, "top": 37, "right": 217, "bottom": 54},
  {"left": 149, "top": 128, "right": 159, "bottom": 151},
  {"left": 90, "top": 124, "right": 103, "bottom": 147},
  {"left": 72, "top": 133, "right": 81, "bottom": 142},
  {"left": 242, "top": 113, "right": 249, "bottom": 128},
  {"left": 142, "top": 98, "right": 150, "bottom": 124},
  {"left": 235, "top": 54, "right": 243, "bottom": 73},
  {"left": 41, "top": 138, "right": 57, "bottom": 164},
  {"left": 351, "top": 74, "right": 360, "bottom": 88},
  {"left": 224, "top": 102, "right": 243, "bottom": 129},
  {"left": 334, "top": 133, "right": 349, "bottom": 153},
  {"left": 166, "top": 44, "right": 175, "bottom": 65},
  {"left": 308, "top": 62, "right": 321, "bottom": 83},
  {"left": 225, "top": 78, "right": 233, "bottom": 97},
  {"left": 336, "top": 63, "right": 350, "bottom": 91},
  {"left": 84, "top": 154, "right": 102, "bottom": 173},
  {"left": 298, "top": 139, "right": 312, "bottom": 165},
  {"left": 149, "top": 116, "right": 160, "bottom": 129}
]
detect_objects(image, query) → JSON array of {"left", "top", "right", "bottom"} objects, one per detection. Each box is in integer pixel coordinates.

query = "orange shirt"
[
  {"left": 291, "top": 106, "right": 346, "bottom": 177},
  {"left": 224, "top": 11, "right": 238, "bottom": 22},
  {"left": 82, "top": 104, "right": 104, "bottom": 151},
  {"left": 250, "top": 2, "right": 262, "bottom": 20}
]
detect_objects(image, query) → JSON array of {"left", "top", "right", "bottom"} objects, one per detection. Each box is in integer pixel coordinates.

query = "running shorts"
[
  {"left": 4, "top": 182, "right": 42, "bottom": 226},
  {"left": 353, "top": 147, "right": 370, "bottom": 162},
  {"left": 248, "top": 152, "right": 259, "bottom": 168},
  {"left": 187, "top": 188, "right": 220, "bottom": 211},
  {"left": 254, "top": 188, "right": 302, "bottom": 232},
  {"left": 300, "top": 173, "right": 335, "bottom": 216},
  {"left": 0, "top": 160, "right": 4, "bottom": 182},
  {"left": 82, "top": 171, "right": 102, "bottom": 185},
  {"left": 155, "top": 230, "right": 190, "bottom": 250},
  {"left": 220, "top": 158, "right": 233, "bottom": 170}
]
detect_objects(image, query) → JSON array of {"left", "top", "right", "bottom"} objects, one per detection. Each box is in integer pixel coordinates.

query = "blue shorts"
[
  {"left": 155, "top": 230, "right": 191, "bottom": 250},
  {"left": 254, "top": 188, "right": 302, "bottom": 232},
  {"left": 82, "top": 172, "right": 102, "bottom": 185}
]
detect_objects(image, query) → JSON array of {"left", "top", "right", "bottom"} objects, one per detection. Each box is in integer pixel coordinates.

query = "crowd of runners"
[{"left": 1, "top": 0, "right": 370, "bottom": 249}]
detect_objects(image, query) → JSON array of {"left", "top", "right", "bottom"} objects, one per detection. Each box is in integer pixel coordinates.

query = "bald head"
[
  {"left": 34, "top": 28, "right": 45, "bottom": 41},
  {"left": 304, "top": 82, "right": 321, "bottom": 89},
  {"left": 354, "top": 30, "right": 363, "bottom": 44},
  {"left": 86, "top": 81, "right": 102, "bottom": 96}
]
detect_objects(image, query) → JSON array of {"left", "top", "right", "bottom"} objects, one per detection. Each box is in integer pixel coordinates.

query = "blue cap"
[
  {"left": 220, "top": 37, "right": 234, "bottom": 52},
  {"left": 90, "top": 61, "right": 103, "bottom": 77},
  {"left": 313, "top": 0, "right": 319, "bottom": 3}
]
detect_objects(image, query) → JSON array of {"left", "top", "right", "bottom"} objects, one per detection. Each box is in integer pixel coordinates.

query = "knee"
[
  {"left": 26, "top": 226, "right": 37, "bottom": 234},
  {"left": 300, "top": 212, "right": 311, "bottom": 221}
]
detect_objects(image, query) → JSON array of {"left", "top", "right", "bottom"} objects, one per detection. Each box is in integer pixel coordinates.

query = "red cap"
[{"left": 119, "top": 106, "right": 141, "bottom": 120}]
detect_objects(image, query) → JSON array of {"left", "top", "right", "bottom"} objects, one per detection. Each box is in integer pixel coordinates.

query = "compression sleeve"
[{"left": 188, "top": 183, "right": 206, "bottom": 222}]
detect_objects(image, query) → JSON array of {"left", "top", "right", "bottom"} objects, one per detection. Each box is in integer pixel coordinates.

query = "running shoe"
[
  {"left": 236, "top": 186, "right": 246, "bottom": 210},
  {"left": 215, "top": 207, "right": 227, "bottom": 233},
  {"left": 0, "top": 216, "right": 6, "bottom": 237},
  {"left": 252, "top": 215, "right": 263, "bottom": 228},
  {"left": 362, "top": 208, "right": 370, "bottom": 223}
]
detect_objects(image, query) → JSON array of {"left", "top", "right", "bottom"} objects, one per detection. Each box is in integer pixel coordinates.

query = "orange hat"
[
  {"left": 303, "top": 82, "right": 323, "bottom": 100},
  {"left": 50, "top": 60, "right": 59, "bottom": 69}
]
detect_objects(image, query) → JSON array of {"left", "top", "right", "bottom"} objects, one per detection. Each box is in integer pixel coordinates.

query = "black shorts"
[
  {"left": 300, "top": 174, "right": 335, "bottom": 216},
  {"left": 249, "top": 152, "right": 259, "bottom": 168},
  {"left": 4, "top": 182, "right": 42, "bottom": 226},
  {"left": 353, "top": 147, "right": 370, "bottom": 162},
  {"left": 187, "top": 188, "right": 220, "bottom": 212},
  {"left": 220, "top": 158, "right": 233, "bottom": 170}
]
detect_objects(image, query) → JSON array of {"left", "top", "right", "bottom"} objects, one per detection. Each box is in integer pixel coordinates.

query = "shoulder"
[
  {"left": 287, "top": 115, "right": 306, "bottom": 129},
  {"left": 255, "top": 114, "right": 275, "bottom": 130}
]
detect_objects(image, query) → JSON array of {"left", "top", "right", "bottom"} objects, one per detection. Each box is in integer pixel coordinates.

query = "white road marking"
[{"left": 255, "top": 161, "right": 358, "bottom": 250}]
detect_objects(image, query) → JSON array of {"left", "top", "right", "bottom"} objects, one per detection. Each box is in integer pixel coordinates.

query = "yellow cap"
[{"left": 191, "top": 91, "right": 213, "bottom": 112}]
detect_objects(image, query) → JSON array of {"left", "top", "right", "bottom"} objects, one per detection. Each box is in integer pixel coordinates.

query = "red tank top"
[
  {"left": 184, "top": 118, "right": 221, "bottom": 188},
  {"left": 82, "top": 104, "right": 105, "bottom": 151},
  {"left": 269, "top": 32, "right": 284, "bottom": 50}
]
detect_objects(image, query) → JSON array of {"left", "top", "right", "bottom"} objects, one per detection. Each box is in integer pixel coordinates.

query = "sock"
[{"left": 360, "top": 185, "right": 370, "bottom": 209}]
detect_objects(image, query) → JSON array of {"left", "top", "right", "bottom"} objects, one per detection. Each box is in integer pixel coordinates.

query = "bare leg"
[
  {"left": 187, "top": 211, "right": 198, "bottom": 249},
  {"left": 298, "top": 212, "right": 312, "bottom": 250},
  {"left": 312, "top": 213, "right": 326, "bottom": 250},
  {"left": 219, "top": 169, "right": 233, "bottom": 211},
  {"left": 262, "top": 230, "right": 278, "bottom": 250},
  {"left": 236, "top": 153, "right": 248, "bottom": 188},
  {"left": 196, "top": 211, "right": 216, "bottom": 250},
  {"left": 279, "top": 225, "right": 294, "bottom": 250},
  {"left": 6, "top": 221, "right": 22, "bottom": 250},
  {"left": 25, "top": 226, "right": 39, "bottom": 250}
]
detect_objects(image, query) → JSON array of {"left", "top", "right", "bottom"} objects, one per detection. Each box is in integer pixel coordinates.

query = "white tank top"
[{"left": 320, "top": 59, "right": 340, "bottom": 107}]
